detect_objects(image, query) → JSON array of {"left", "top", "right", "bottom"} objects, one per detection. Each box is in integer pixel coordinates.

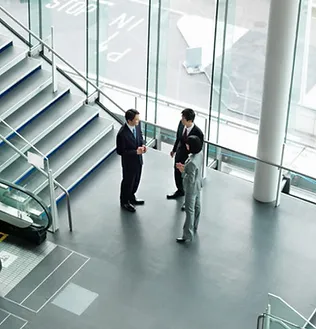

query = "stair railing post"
[
  {"left": 51, "top": 26, "right": 58, "bottom": 93},
  {"left": 275, "top": 143, "right": 286, "bottom": 208},
  {"left": 202, "top": 116, "right": 208, "bottom": 179},
  {"left": 47, "top": 160, "right": 59, "bottom": 232},
  {"left": 264, "top": 304, "right": 271, "bottom": 329}
]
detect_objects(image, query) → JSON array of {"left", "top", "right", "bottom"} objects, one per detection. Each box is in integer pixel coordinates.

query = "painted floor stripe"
[{"left": 0, "top": 233, "right": 8, "bottom": 242}]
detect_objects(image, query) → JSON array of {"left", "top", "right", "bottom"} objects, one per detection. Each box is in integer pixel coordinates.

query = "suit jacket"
[
  {"left": 172, "top": 120, "right": 204, "bottom": 163},
  {"left": 182, "top": 152, "right": 203, "bottom": 196},
  {"left": 116, "top": 123, "right": 144, "bottom": 168}
]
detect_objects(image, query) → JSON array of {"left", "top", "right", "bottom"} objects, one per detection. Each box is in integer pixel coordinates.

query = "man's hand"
[
  {"left": 176, "top": 162, "right": 184, "bottom": 173},
  {"left": 142, "top": 145, "right": 147, "bottom": 153},
  {"left": 137, "top": 147, "right": 144, "bottom": 155},
  {"left": 170, "top": 151, "right": 175, "bottom": 158}
]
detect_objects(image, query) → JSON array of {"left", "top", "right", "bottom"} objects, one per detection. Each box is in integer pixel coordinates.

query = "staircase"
[{"left": 0, "top": 34, "right": 117, "bottom": 207}]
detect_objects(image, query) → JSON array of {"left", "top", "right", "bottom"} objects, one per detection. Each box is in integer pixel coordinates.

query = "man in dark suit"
[
  {"left": 116, "top": 109, "right": 147, "bottom": 213},
  {"left": 167, "top": 108, "right": 204, "bottom": 200}
]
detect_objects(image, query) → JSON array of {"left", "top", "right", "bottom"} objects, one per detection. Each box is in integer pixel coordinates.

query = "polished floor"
[{"left": 1, "top": 148, "right": 316, "bottom": 329}]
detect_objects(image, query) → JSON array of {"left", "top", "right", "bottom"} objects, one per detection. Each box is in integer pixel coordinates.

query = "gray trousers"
[{"left": 182, "top": 191, "right": 201, "bottom": 240}]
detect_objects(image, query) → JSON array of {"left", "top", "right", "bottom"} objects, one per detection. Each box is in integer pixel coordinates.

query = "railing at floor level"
[
  {"left": 61, "top": 67, "right": 316, "bottom": 150},
  {"left": 0, "top": 131, "right": 73, "bottom": 233},
  {"left": 257, "top": 293, "right": 316, "bottom": 329},
  {"left": 1, "top": 5, "right": 316, "bottom": 208},
  {"left": 138, "top": 120, "right": 316, "bottom": 206}
]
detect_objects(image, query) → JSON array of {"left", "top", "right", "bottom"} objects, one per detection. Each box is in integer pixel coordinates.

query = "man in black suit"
[
  {"left": 116, "top": 109, "right": 147, "bottom": 213},
  {"left": 167, "top": 108, "right": 204, "bottom": 200}
]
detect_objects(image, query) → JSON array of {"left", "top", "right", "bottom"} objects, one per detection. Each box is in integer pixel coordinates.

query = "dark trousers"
[
  {"left": 174, "top": 158, "right": 186, "bottom": 194},
  {"left": 120, "top": 164, "right": 142, "bottom": 204}
]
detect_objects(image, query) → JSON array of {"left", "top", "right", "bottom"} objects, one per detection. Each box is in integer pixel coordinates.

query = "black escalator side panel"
[{"left": 0, "top": 220, "right": 47, "bottom": 245}]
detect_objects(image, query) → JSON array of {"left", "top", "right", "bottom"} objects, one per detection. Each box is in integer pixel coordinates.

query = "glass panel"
[
  {"left": 284, "top": 0, "right": 316, "bottom": 194},
  {"left": 0, "top": 0, "right": 32, "bottom": 43},
  {"left": 0, "top": 179, "right": 51, "bottom": 234},
  {"left": 146, "top": 0, "right": 213, "bottom": 142},
  {"left": 97, "top": 0, "right": 149, "bottom": 110},
  {"left": 40, "top": 0, "right": 85, "bottom": 83},
  {"left": 209, "top": 0, "right": 270, "bottom": 156},
  {"left": 269, "top": 320, "right": 297, "bottom": 329},
  {"left": 29, "top": 0, "right": 41, "bottom": 47},
  {"left": 86, "top": 0, "right": 98, "bottom": 95},
  {"left": 0, "top": 122, "right": 55, "bottom": 222},
  {"left": 205, "top": 139, "right": 316, "bottom": 203},
  {"left": 268, "top": 294, "right": 310, "bottom": 329},
  {"left": 207, "top": 142, "right": 255, "bottom": 182},
  {"left": 285, "top": 170, "right": 316, "bottom": 204}
]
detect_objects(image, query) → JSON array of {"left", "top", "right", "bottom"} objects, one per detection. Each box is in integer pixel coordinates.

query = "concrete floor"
[{"left": 2, "top": 148, "right": 316, "bottom": 329}]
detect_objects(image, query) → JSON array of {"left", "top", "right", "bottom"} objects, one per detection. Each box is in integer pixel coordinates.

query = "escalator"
[{"left": 0, "top": 177, "right": 52, "bottom": 246}]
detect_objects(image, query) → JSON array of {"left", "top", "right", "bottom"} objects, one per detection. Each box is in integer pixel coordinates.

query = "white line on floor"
[
  {"left": 36, "top": 257, "right": 90, "bottom": 313},
  {"left": 20, "top": 251, "right": 74, "bottom": 305},
  {"left": 58, "top": 244, "right": 91, "bottom": 259},
  {"left": 0, "top": 307, "right": 28, "bottom": 326},
  {"left": 1, "top": 297, "right": 36, "bottom": 314},
  {"left": 0, "top": 314, "right": 10, "bottom": 326}
]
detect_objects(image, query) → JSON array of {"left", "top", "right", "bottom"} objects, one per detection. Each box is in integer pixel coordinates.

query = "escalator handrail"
[{"left": 0, "top": 177, "right": 52, "bottom": 230}]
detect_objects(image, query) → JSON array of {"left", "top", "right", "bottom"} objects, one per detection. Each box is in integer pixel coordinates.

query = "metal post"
[
  {"left": 65, "top": 192, "right": 73, "bottom": 232},
  {"left": 155, "top": 127, "right": 162, "bottom": 150},
  {"left": 134, "top": 96, "right": 138, "bottom": 110},
  {"left": 275, "top": 143, "right": 286, "bottom": 207},
  {"left": 51, "top": 26, "right": 58, "bottom": 93},
  {"left": 300, "top": 0, "right": 312, "bottom": 104},
  {"left": 264, "top": 304, "right": 271, "bottom": 329},
  {"left": 202, "top": 117, "right": 208, "bottom": 179},
  {"left": 48, "top": 169, "right": 59, "bottom": 232}
]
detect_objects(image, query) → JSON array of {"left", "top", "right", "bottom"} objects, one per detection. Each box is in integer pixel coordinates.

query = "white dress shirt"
[
  {"left": 183, "top": 123, "right": 194, "bottom": 136},
  {"left": 127, "top": 123, "right": 136, "bottom": 137}
]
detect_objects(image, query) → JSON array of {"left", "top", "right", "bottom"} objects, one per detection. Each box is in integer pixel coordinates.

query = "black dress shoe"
[
  {"left": 176, "top": 237, "right": 191, "bottom": 243},
  {"left": 130, "top": 199, "right": 145, "bottom": 205},
  {"left": 167, "top": 191, "right": 184, "bottom": 199},
  {"left": 121, "top": 203, "right": 136, "bottom": 213}
]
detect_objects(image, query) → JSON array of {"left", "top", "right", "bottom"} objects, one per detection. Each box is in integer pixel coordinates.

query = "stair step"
[
  {"left": 0, "top": 93, "right": 84, "bottom": 172},
  {"left": 0, "top": 105, "right": 100, "bottom": 183},
  {"left": 39, "top": 127, "right": 116, "bottom": 205},
  {"left": 0, "top": 84, "right": 70, "bottom": 139},
  {"left": 0, "top": 35, "right": 12, "bottom": 53},
  {"left": 0, "top": 45, "right": 28, "bottom": 76},
  {"left": 19, "top": 117, "right": 114, "bottom": 195},
  {"left": 0, "top": 57, "right": 41, "bottom": 97},
  {"left": 0, "top": 69, "right": 52, "bottom": 120}
]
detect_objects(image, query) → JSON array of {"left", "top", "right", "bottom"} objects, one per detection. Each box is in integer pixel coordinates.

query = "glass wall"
[
  {"left": 2, "top": 0, "right": 316, "bottom": 202},
  {"left": 283, "top": 0, "right": 316, "bottom": 201}
]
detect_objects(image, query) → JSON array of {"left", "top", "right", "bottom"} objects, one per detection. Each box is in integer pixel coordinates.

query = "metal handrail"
[
  {"left": 268, "top": 293, "right": 316, "bottom": 329},
  {"left": 1, "top": 6, "right": 315, "bottom": 196},
  {"left": 0, "top": 5, "right": 125, "bottom": 115},
  {"left": 263, "top": 312, "right": 316, "bottom": 329},
  {"left": 0, "top": 118, "right": 48, "bottom": 161},
  {"left": 257, "top": 314, "right": 264, "bottom": 329},
  {"left": 0, "top": 177, "right": 53, "bottom": 230},
  {"left": 0, "top": 133, "right": 72, "bottom": 231},
  {"left": 63, "top": 67, "right": 316, "bottom": 149},
  {"left": 139, "top": 119, "right": 316, "bottom": 184}
]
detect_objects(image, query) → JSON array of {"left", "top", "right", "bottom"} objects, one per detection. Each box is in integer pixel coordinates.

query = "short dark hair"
[
  {"left": 181, "top": 108, "right": 195, "bottom": 122},
  {"left": 125, "top": 109, "right": 139, "bottom": 122},
  {"left": 186, "top": 135, "right": 202, "bottom": 154}
]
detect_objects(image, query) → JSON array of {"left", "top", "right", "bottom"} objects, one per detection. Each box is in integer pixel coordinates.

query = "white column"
[{"left": 253, "top": 0, "right": 301, "bottom": 203}]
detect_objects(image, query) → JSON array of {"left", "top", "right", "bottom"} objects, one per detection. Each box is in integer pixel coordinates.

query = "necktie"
[
  {"left": 183, "top": 128, "right": 188, "bottom": 140},
  {"left": 133, "top": 128, "right": 136, "bottom": 139}
]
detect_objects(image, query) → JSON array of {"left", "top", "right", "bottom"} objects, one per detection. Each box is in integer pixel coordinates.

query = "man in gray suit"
[{"left": 175, "top": 135, "right": 203, "bottom": 243}]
